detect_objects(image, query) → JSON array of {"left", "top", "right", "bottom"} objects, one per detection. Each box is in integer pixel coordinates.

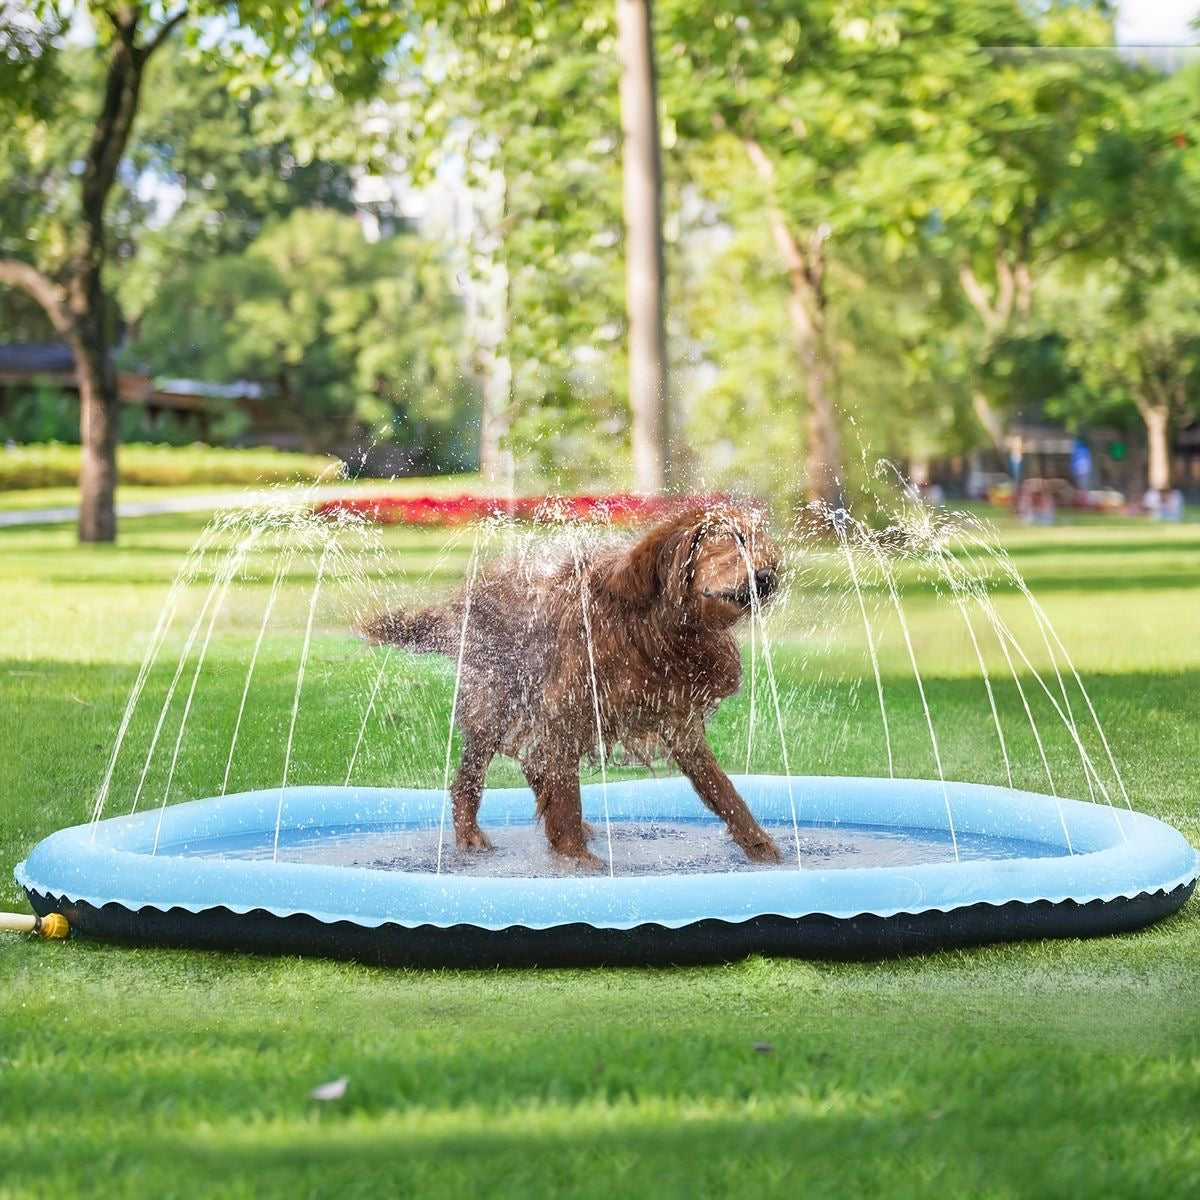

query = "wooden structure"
[{"left": 0, "top": 342, "right": 252, "bottom": 440}]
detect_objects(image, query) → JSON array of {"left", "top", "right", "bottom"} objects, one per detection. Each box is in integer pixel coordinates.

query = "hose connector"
[{"left": 35, "top": 912, "right": 70, "bottom": 939}]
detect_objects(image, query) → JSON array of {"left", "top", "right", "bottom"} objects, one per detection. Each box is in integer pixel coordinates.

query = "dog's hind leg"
[
  {"left": 672, "top": 735, "right": 782, "bottom": 864},
  {"left": 452, "top": 738, "right": 497, "bottom": 851},
  {"left": 522, "top": 756, "right": 604, "bottom": 872}
]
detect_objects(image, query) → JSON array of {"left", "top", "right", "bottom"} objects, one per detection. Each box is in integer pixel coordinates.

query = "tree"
[
  {"left": 1055, "top": 259, "right": 1200, "bottom": 490},
  {"left": 671, "top": 217, "right": 804, "bottom": 493},
  {"left": 133, "top": 210, "right": 477, "bottom": 470},
  {"left": 616, "top": 0, "right": 669, "bottom": 492},
  {"left": 114, "top": 39, "right": 361, "bottom": 332},
  {"left": 0, "top": 1, "right": 400, "bottom": 542},
  {"left": 967, "top": 50, "right": 1200, "bottom": 489},
  {"left": 399, "top": 2, "right": 629, "bottom": 488},
  {"left": 655, "top": 2, "right": 1039, "bottom": 505},
  {"left": 0, "top": 5, "right": 188, "bottom": 541},
  {"left": 916, "top": 6, "right": 1169, "bottom": 447},
  {"left": 834, "top": 242, "right": 979, "bottom": 486}
]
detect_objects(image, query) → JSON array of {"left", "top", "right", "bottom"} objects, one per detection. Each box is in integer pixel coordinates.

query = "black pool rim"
[{"left": 25, "top": 881, "right": 1197, "bottom": 968}]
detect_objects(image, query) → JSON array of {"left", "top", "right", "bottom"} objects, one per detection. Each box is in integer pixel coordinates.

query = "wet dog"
[{"left": 362, "top": 505, "right": 782, "bottom": 870}]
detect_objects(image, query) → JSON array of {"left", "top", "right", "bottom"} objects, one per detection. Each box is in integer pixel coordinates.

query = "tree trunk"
[
  {"left": 971, "top": 389, "right": 1006, "bottom": 450},
  {"left": 743, "top": 138, "right": 842, "bottom": 506},
  {"left": 478, "top": 344, "right": 513, "bottom": 485},
  {"left": 616, "top": 0, "right": 670, "bottom": 493},
  {"left": 797, "top": 294, "right": 842, "bottom": 507},
  {"left": 1141, "top": 402, "right": 1171, "bottom": 491},
  {"left": 469, "top": 171, "right": 514, "bottom": 487},
  {"left": 0, "top": 261, "right": 121, "bottom": 541},
  {"left": 73, "top": 312, "right": 120, "bottom": 543},
  {"left": 70, "top": 18, "right": 149, "bottom": 541},
  {"left": 958, "top": 256, "right": 1036, "bottom": 452}
]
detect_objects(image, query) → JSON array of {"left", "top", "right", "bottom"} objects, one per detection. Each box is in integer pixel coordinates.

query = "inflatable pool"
[{"left": 15, "top": 776, "right": 1198, "bottom": 966}]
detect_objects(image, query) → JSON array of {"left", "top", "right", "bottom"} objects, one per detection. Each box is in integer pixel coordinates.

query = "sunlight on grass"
[{"left": 1, "top": 509, "right": 1198, "bottom": 1199}]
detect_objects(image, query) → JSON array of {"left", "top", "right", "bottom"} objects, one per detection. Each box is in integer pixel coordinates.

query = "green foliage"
[
  {"left": 981, "top": 333, "right": 1084, "bottom": 424},
  {"left": 400, "top": 2, "right": 628, "bottom": 483},
  {"left": 0, "top": 40, "right": 116, "bottom": 272},
  {"left": 921, "top": 16, "right": 1152, "bottom": 269},
  {"left": 834, "top": 244, "right": 979, "bottom": 469},
  {"left": 0, "top": 283, "right": 58, "bottom": 341},
  {"left": 5, "top": 0, "right": 1200, "bottom": 492},
  {"left": 0, "top": 2, "right": 67, "bottom": 112},
  {"left": 132, "top": 209, "right": 479, "bottom": 470},
  {"left": 672, "top": 220, "right": 804, "bottom": 489},
  {"left": 1051, "top": 257, "right": 1200, "bottom": 425},
  {"left": 0, "top": 441, "right": 339, "bottom": 489},
  {"left": 0, "top": 380, "right": 77, "bottom": 443},
  {"left": 116, "top": 40, "right": 362, "bottom": 324},
  {"left": 659, "top": 1, "right": 1024, "bottom": 242}
]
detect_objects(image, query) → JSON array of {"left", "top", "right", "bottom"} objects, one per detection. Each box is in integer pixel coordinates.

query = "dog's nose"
[{"left": 754, "top": 567, "right": 778, "bottom": 598}]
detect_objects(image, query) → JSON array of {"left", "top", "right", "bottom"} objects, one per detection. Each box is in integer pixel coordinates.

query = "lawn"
[{"left": 1, "top": 505, "right": 1198, "bottom": 1199}]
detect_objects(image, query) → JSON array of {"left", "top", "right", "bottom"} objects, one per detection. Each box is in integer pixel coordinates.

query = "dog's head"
[{"left": 601, "top": 505, "right": 781, "bottom": 629}]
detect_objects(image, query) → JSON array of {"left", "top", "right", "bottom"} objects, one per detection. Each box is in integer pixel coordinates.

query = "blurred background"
[{"left": 2, "top": 1, "right": 1199, "bottom": 537}]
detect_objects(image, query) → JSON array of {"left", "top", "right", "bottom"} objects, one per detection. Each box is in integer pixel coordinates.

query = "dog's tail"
[{"left": 358, "top": 607, "right": 455, "bottom": 655}]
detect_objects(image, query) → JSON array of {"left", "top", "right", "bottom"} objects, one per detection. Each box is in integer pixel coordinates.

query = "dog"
[{"left": 362, "top": 504, "right": 783, "bottom": 870}]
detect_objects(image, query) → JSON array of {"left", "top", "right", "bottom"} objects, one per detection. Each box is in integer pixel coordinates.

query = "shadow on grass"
[
  {"left": 974, "top": 535, "right": 1200, "bottom": 559},
  {"left": 785, "top": 570, "right": 1200, "bottom": 598},
  {"left": 2, "top": 1028, "right": 1198, "bottom": 1198}
]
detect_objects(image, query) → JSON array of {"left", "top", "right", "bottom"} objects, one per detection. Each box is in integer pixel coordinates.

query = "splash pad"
[
  {"left": 12, "top": 491, "right": 1199, "bottom": 964},
  {"left": 16, "top": 776, "right": 1198, "bottom": 965}
]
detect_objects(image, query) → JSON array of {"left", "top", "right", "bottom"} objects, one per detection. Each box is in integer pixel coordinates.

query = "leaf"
[{"left": 308, "top": 1076, "right": 350, "bottom": 1101}]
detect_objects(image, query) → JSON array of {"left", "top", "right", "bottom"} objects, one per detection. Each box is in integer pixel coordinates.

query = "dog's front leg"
[
  {"left": 523, "top": 757, "right": 604, "bottom": 872},
  {"left": 672, "top": 736, "right": 782, "bottom": 864}
]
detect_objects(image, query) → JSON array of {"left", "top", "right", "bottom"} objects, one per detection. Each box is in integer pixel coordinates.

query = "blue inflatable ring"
[{"left": 15, "top": 776, "right": 1198, "bottom": 965}]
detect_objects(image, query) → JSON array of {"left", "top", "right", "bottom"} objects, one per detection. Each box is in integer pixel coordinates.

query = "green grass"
[{"left": 1, "top": 511, "right": 1199, "bottom": 1199}]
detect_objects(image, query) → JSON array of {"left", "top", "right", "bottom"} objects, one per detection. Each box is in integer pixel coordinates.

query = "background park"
[{"left": 2, "top": 2, "right": 1200, "bottom": 1197}]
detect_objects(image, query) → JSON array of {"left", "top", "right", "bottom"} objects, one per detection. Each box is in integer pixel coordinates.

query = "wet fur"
[{"left": 362, "top": 507, "right": 782, "bottom": 870}]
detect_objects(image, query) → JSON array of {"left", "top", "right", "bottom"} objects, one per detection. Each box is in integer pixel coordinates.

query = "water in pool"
[{"left": 172, "top": 819, "right": 1063, "bottom": 877}]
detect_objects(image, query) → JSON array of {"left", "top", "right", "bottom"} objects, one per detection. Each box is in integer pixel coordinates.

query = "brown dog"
[{"left": 363, "top": 505, "right": 783, "bottom": 870}]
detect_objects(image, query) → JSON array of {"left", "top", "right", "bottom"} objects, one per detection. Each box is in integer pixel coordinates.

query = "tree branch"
[
  {"left": 970, "top": 388, "right": 1005, "bottom": 449},
  {"left": 742, "top": 136, "right": 821, "bottom": 302},
  {"left": 0, "top": 258, "right": 74, "bottom": 337},
  {"left": 100, "top": 4, "right": 139, "bottom": 46},
  {"left": 993, "top": 256, "right": 1015, "bottom": 329},
  {"left": 140, "top": 7, "right": 189, "bottom": 64},
  {"left": 77, "top": 13, "right": 150, "bottom": 273},
  {"left": 957, "top": 264, "right": 996, "bottom": 329}
]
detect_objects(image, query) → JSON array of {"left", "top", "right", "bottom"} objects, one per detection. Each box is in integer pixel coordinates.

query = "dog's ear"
[{"left": 599, "top": 513, "right": 704, "bottom": 608}]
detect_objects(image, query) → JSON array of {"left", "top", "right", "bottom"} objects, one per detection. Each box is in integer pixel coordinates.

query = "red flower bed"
[{"left": 313, "top": 492, "right": 728, "bottom": 527}]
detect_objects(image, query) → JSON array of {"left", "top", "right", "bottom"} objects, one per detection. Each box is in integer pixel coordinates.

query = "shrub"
[{"left": 0, "top": 442, "right": 342, "bottom": 490}]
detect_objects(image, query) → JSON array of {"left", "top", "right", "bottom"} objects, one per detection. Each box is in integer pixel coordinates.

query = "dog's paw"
[
  {"left": 553, "top": 844, "right": 607, "bottom": 873},
  {"left": 456, "top": 826, "right": 494, "bottom": 852},
  {"left": 740, "top": 833, "right": 783, "bottom": 865}
]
